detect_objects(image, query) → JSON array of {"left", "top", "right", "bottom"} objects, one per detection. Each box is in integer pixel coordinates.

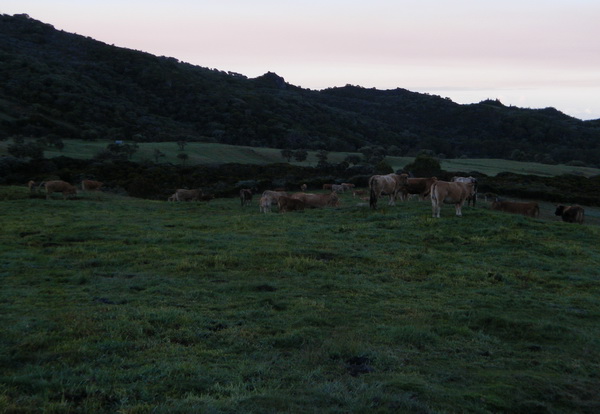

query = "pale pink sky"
[{"left": 3, "top": 0, "right": 600, "bottom": 119}]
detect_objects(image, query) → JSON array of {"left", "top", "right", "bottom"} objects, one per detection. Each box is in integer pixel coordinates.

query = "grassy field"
[
  {"left": 1, "top": 185, "right": 599, "bottom": 413},
  {"left": 2, "top": 139, "right": 599, "bottom": 177}
]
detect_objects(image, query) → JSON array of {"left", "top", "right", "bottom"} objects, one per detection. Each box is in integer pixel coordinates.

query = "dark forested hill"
[{"left": 1, "top": 13, "right": 599, "bottom": 165}]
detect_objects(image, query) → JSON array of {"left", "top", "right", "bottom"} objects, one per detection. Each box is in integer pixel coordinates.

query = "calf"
[
  {"left": 555, "top": 205, "right": 584, "bottom": 224},
  {"left": 491, "top": 200, "right": 539, "bottom": 218},
  {"left": 42, "top": 180, "right": 77, "bottom": 200}
]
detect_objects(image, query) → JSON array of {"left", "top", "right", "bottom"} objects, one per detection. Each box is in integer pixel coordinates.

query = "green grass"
[
  {"left": 1, "top": 186, "right": 600, "bottom": 413},
  {"left": 2, "top": 139, "right": 599, "bottom": 177}
]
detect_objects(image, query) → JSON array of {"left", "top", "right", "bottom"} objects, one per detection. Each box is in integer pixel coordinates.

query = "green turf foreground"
[{"left": 1, "top": 186, "right": 599, "bottom": 413}]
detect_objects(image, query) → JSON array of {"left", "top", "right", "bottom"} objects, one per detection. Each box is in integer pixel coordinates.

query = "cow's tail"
[{"left": 369, "top": 177, "right": 377, "bottom": 209}]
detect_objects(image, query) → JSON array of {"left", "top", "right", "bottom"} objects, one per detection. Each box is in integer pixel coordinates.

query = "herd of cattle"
[{"left": 27, "top": 174, "right": 585, "bottom": 224}]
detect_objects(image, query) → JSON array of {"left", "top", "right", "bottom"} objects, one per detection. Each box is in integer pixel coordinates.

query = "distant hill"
[{"left": 1, "top": 13, "right": 599, "bottom": 165}]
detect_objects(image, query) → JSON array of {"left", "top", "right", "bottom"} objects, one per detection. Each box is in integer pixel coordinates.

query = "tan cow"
[
  {"left": 278, "top": 196, "right": 306, "bottom": 213},
  {"left": 42, "top": 180, "right": 77, "bottom": 200},
  {"left": 81, "top": 179, "right": 103, "bottom": 191},
  {"left": 399, "top": 177, "right": 437, "bottom": 201},
  {"left": 555, "top": 205, "right": 585, "bottom": 224},
  {"left": 451, "top": 176, "right": 478, "bottom": 206},
  {"left": 291, "top": 192, "right": 339, "bottom": 208},
  {"left": 27, "top": 180, "right": 37, "bottom": 192},
  {"left": 430, "top": 181, "right": 476, "bottom": 218},
  {"left": 490, "top": 200, "right": 539, "bottom": 218},
  {"left": 368, "top": 173, "right": 409, "bottom": 209},
  {"left": 322, "top": 184, "right": 333, "bottom": 190},
  {"left": 259, "top": 195, "right": 272, "bottom": 213},
  {"left": 174, "top": 188, "right": 202, "bottom": 202}
]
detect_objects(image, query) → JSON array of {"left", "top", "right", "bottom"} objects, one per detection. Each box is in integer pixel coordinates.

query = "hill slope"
[{"left": 1, "top": 13, "right": 600, "bottom": 164}]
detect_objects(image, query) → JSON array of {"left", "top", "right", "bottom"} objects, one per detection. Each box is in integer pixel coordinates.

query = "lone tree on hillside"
[{"left": 281, "top": 148, "right": 293, "bottom": 162}]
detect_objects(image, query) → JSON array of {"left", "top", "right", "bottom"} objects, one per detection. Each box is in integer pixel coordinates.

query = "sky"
[{"left": 3, "top": 0, "right": 600, "bottom": 120}]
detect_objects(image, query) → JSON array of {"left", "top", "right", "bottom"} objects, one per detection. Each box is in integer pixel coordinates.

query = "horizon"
[{"left": 2, "top": 1, "right": 599, "bottom": 121}]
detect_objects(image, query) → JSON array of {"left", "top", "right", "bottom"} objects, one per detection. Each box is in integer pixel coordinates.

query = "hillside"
[{"left": 2, "top": 13, "right": 600, "bottom": 165}]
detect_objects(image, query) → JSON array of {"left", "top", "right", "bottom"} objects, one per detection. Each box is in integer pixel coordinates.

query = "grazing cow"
[
  {"left": 174, "top": 188, "right": 202, "bottom": 202},
  {"left": 81, "top": 179, "right": 103, "bottom": 191},
  {"left": 240, "top": 189, "right": 253, "bottom": 207},
  {"left": 341, "top": 183, "right": 355, "bottom": 191},
  {"left": 399, "top": 177, "right": 437, "bottom": 201},
  {"left": 491, "top": 200, "right": 539, "bottom": 218},
  {"left": 322, "top": 184, "right": 333, "bottom": 191},
  {"left": 368, "top": 173, "right": 409, "bottom": 209},
  {"left": 27, "top": 180, "right": 37, "bottom": 192},
  {"left": 291, "top": 192, "right": 339, "bottom": 208},
  {"left": 331, "top": 184, "right": 345, "bottom": 193},
  {"left": 555, "top": 205, "right": 584, "bottom": 224},
  {"left": 278, "top": 196, "right": 306, "bottom": 212},
  {"left": 300, "top": 184, "right": 307, "bottom": 191},
  {"left": 430, "top": 181, "right": 476, "bottom": 218},
  {"left": 451, "top": 176, "right": 478, "bottom": 206},
  {"left": 41, "top": 180, "right": 77, "bottom": 200},
  {"left": 352, "top": 189, "right": 366, "bottom": 198}
]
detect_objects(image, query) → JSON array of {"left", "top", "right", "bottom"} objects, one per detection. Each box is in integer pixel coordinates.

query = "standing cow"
[
  {"left": 368, "top": 173, "right": 409, "bottom": 209},
  {"left": 430, "top": 181, "right": 476, "bottom": 218},
  {"left": 240, "top": 189, "right": 253, "bottom": 207},
  {"left": 555, "top": 205, "right": 584, "bottom": 224},
  {"left": 451, "top": 176, "right": 478, "bottom": 206},
  {"left": 81, "top": 179, "right": 103, "bottom": 191}
]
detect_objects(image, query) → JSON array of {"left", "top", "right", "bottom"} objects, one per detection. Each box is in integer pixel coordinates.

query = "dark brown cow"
[
  {"left": 174, "top": 189, "right": 202, "bottom": 202},
  {"left": 291, "top": 192, "right": 339, "bottom": 208},
  {"left": 430, "top": 181, "right": 476, "bottom": 218},
  {"left": 240, "top": 189, "right": 253, "bottom": 207},
  {"left": 400, "top": 177, "right": 437, "bottom": 201},
  {"left": 81, "top": 179, "right": 103, "bottom": 191},
  {"left": 368, "top": 173, "right": 409, "bottom": 209},
  {"left": 278, "top": 196, "right": 306, "bottom": 213},
  {"left": 555, "top": 205, "right": 584, "bottom": 224},
  {"left": 491, "top": 200, "right": 539, "bottom": 218},
  {"left": 42, "top": 180, "right": 77, "bottom": 200}
]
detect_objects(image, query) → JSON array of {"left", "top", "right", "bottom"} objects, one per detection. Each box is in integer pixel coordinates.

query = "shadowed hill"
[{"left": 1, "top": 13, "right": 599, "bottom": 164}]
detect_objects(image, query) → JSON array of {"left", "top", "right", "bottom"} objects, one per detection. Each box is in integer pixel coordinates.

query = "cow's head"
[{"left": 555, "top": 205, "right": 566, "bottom": 216}]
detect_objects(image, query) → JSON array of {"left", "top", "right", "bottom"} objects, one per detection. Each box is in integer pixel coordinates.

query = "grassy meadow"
[
  {"left": 2, "top": 139, "right": 600, "bottom": 177},
  {"left": 1, "top": 185, "right": 599, "bottom": 413}
]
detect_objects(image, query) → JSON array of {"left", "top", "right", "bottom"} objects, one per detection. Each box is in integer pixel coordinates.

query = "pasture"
[
  {"left": 2, "top": 139, "right": 600, "bottom": 177},
  {"left": 1, "top": 186, "right": 599, "bottom": 413}
]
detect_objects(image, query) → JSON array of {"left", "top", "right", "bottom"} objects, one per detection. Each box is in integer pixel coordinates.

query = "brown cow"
[
  {"left": 430, "top": 181, "right": 476, "bottom": 218},
  {"left": 491, "top": 200, "right": 539, "bottom": 218},
  {"left": 81, "top": 179, "right": 103, "bottom": 191},
  {"left": 174, "top": 189, "right": 202, "bottom": 202},
  {"left": 352, "top": 189, "right": 366, "bottom": 198},
  {"left": 555, "top": 205, "right": 584, "bottom": 224},
  {"left": 368, "top": 173, "right": 409, "bottom": 209},
  {"left": 42, "top": 180, "right": 77, "bottom": 200},
  {"left": 341, "top": 183, "right": 355, "bottom": 191},
  {"left": 278, "top": 196, "right": 306, "bottom": 213},
  {"left": 291, "top": 192, "right": 339, "bottom": 208},
  {"left": 400, "top": 177, "right": 437, "bottom": 201},
  {"left": 322, "top": 184, "right": 333, "bottom": 191},
  {"left": 240, "top": 189, "right": 253, "bottom": 207}
]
